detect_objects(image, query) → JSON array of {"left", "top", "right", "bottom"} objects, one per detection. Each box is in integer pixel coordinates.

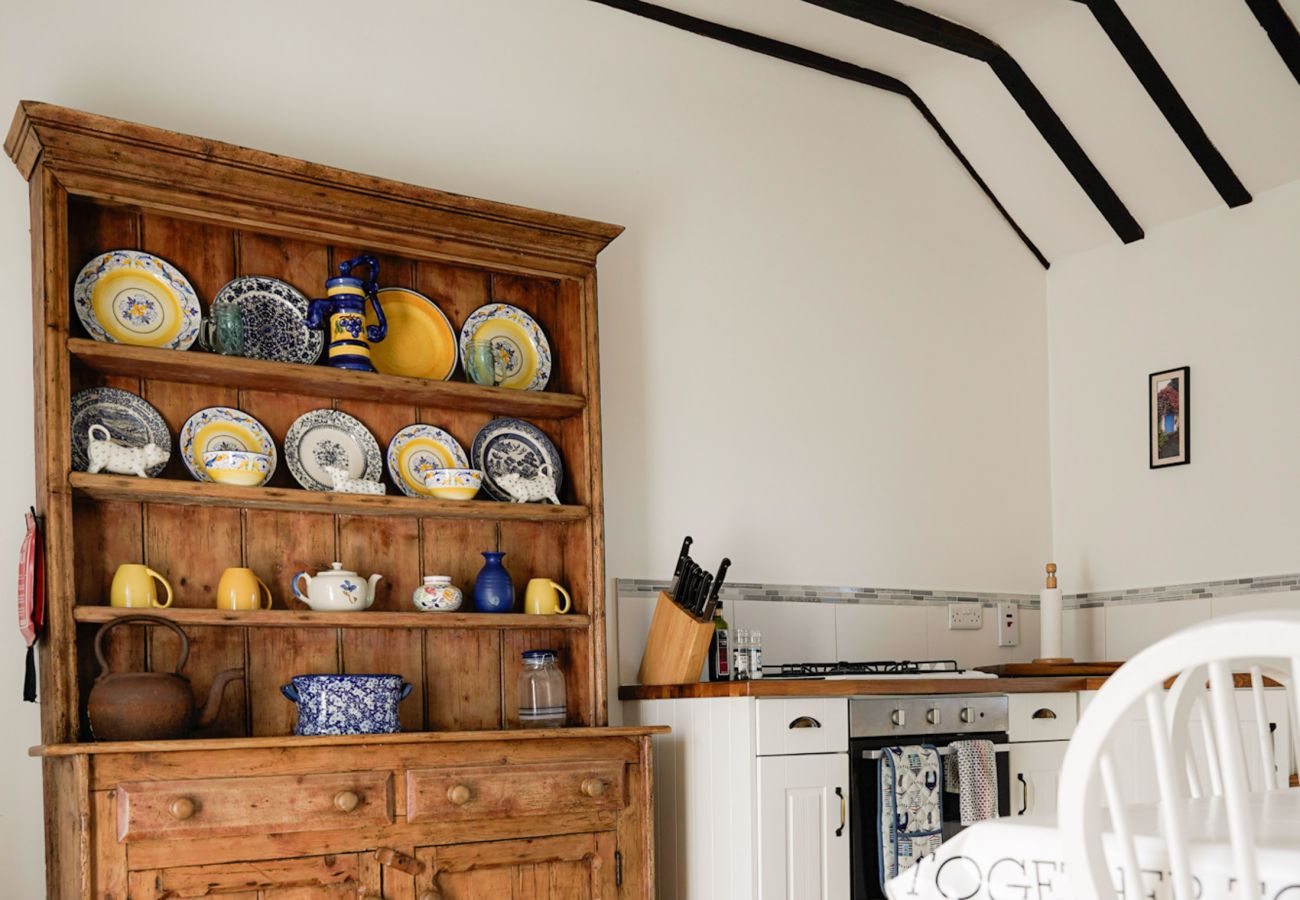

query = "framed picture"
[{"left": 1149, "top": 366, "right": 1190, "bottom": 468}]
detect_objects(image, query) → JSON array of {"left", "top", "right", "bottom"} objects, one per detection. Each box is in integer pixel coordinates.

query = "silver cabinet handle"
[
  {"left": 835, "top": 787, "right": 846, "bottom": 837},
  {"left": 789, "top": 716, "right": 821, "bottom": 729}
]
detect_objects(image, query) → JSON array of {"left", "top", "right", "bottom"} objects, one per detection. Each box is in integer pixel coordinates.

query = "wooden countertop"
[{"left": 618, "top": 677, "right": 1088, "bottom": 701}]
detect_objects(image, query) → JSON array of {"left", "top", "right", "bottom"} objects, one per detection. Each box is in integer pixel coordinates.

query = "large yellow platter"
[
  {"left": 73, "top": 250, "right": 202, "bottom": 349},
  {"left": 364, "top": 288, "right": 457, "bottom": 380}
]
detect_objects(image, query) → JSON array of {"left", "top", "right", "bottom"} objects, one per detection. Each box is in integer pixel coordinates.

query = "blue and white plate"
[
  {"left": 212, "top": 276, "right": 323, "bottom": 365},
  {"left": 70, "top": 387, "right": 171, "bottom": 476},
  {"left": 179, "top": 407, "right": 278, "bottom": 483},
  {"left": 386, "top": 424, "right": 469, "bottom": 498},
  {"left": 73, "top": 250, "right": 201, "bottom": 350},
  {"left": 285, "top": 409, "right": 382, "bottom": 492},
  {"left": 470, "top": 417, "right": 564, "bottom": 502}
]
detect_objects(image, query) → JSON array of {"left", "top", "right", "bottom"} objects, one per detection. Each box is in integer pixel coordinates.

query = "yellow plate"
[
  {"left": 365, "top": 288, "right": 457, "bottom": 380},
  {"left": 74, "top": 250, "right": 202, "bottom": 349}
]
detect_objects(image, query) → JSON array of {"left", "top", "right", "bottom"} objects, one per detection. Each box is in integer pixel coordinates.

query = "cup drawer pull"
[
  {"left": 1031, "top": 708, "right": 1058, "bottom": 720},
  {"left": 789, "top": 716, "right": 822, "bottom": 729}
]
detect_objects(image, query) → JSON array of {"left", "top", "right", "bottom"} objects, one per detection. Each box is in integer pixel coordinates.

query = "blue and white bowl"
[{"left": 281, "top": 674, "right": 413, "bottom": 736}]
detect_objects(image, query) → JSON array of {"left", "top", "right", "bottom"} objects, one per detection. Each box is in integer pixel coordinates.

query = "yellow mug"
[
  {"left": 524, "top": 578, "right": 572, "bottom": 615},
  {"left": 110, "top": 564, "right": 174, "bottom": 609},
  {"left": 216, "top": 567, "right": 273, "bottom": 610}
]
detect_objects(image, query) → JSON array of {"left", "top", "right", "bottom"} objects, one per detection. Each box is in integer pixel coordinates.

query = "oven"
[{"left": 848, "top": 696, "right": 1010, "bottom": 899}]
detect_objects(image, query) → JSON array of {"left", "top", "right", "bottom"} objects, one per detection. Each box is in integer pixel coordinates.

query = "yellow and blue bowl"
[
  {"left": 422, "top": 468, "right": 482, "bottom": 501},
  {"left": 203, "top": 451, "right": 271, "bottom": 487}
]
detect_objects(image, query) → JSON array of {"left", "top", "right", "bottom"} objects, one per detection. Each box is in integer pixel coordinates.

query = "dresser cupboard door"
[
  {"left": 126, "top": 852, "right": 379, "bottom": 898},
  {"left": 414, "top": 832, "right": 617, "bottom": 899}
]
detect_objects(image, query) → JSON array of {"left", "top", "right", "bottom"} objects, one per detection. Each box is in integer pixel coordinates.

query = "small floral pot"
[
  {"left": 412, "top": 576, "right": 463, "bottom": 612},
  {"left": 281, "top": 674, "right": 412, "bottom": 735}
]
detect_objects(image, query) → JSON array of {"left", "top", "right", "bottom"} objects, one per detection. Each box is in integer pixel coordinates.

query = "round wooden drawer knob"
[
  {"left": 446, "top": 784, "right": 472, "bottom": 806},
  {"left": 168, "top": 797, "right": 196, "bottom": 821},
  {"left": 333, "top": 790, "right": 361, "bottom": 813},
  {"left": 580, "top": 778, "right": 606, "bottom": 799}
]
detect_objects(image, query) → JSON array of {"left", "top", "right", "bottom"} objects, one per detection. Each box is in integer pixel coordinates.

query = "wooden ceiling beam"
[
  {"left": 587, "top": 0, "right": 1048, "bottom": 267},
  {"left": 1244, "top": 0, "right": 1300, "bottom": 85},
  {"left": 805, "top": 0, "right": 1145, "bottom": 244},
  {"left": 1072, "top": 0, "right": 1250, "bottom": 208}
]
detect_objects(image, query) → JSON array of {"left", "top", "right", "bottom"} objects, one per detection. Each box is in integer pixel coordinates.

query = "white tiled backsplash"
[{"left": 614, "top": 578, "right": 1300, "bottom": 685}]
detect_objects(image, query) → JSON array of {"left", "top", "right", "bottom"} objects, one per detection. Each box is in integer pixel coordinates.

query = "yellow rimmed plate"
[
  {"left": 385, "top": 424, "right": 469, "bottom": 498},
  {"left": 458, "top": 303, "right": 552, "bottom": 391},
  {"left": 73, "top": 250, "right": 201, "bottom": 349},
  {"left": 364, "top": 288, "right": 458, "bottom": 380},
  {"left": 179, "top": 407, "right": 278, "bottom": 483}
]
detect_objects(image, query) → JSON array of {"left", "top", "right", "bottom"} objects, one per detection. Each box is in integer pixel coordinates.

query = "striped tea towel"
[
  {"left": 879, "top": 745, "right": 944, "bottom": 888},
  {"left": 943, "top": 739, "right": 997, "bottom": 824}
]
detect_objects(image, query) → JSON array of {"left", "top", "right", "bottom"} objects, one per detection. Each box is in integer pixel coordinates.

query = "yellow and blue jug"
[{"left": 306, "top": 254, "right": 387, "bottom": 371}]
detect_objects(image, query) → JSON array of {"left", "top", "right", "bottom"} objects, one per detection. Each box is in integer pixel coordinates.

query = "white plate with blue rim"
[
  {"left": 73, "top": 250, "right": 202, "bottom": 350},
  {"left": 179, "top": 407, "right": 278, "bottom": 483},
  {"left": 212, "top": 275, "right": 323, "bottom": 365},
  {"left": 70, "top": 387, "right": 172, "bottom": 477},
  {"left": 470, "top": 417, "right": 564, "bottom": 502},
  {"left": 385, "top": 424, "right": 469, "bottom": 498},
  {"left": 285, "top": 409, "right": 383, "bottom": 492}
]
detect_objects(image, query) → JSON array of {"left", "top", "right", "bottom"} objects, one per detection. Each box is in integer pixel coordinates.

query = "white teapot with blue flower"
[{"left": 292, "top": 562, "right": 383, "bottom": 612}]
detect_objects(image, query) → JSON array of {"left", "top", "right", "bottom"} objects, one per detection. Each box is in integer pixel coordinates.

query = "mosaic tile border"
[{"left": 615, "top": 572, "right": 1300, "bottom": 611}]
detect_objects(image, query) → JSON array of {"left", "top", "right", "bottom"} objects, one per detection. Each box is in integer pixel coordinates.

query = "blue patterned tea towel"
[{"left": 878, "top": 745, "right": 943, "bottom": 889}]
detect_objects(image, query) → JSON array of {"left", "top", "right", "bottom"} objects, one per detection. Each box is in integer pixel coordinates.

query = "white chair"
[{"left": 1058, "top": 610, "right": 1300, "bottom": 900}]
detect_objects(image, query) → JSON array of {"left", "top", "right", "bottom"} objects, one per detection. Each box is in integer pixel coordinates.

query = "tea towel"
[
  {"left": 943, "top": 739, "right": 998, "bottom": 825},
  {"left": 879, "top": 745, "right": 943, "bottom": 890}
]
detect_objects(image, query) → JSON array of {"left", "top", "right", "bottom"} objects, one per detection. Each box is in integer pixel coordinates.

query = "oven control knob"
[
  {"left": 925, "top": 707, "right": 941, "bottom": 726},
  {"left": 890, "top": 708, "right": 906, "bottom": 727},
  {"left": 960, "top": 706, "right": 974, "bottom": 724}
]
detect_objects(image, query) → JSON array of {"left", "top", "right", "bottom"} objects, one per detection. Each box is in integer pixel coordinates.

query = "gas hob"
[{"left": 759, "top": 659, "right": 996, "bottom": 681}]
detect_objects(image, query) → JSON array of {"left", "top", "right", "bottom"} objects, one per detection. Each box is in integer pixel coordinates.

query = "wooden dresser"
[{"left": 6, "top": 102, "right": 662, "bottom": 898}]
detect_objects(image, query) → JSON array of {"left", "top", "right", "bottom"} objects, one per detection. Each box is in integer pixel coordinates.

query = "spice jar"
[{"left": 517, "top": 649, "right": 566, "bottom": 728}]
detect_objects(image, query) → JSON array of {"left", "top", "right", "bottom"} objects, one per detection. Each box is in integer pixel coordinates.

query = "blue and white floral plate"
[
  {"left": 73, "top": 250, "right": 201, "bottom": 350},
  {"left": 70, "top": 387, "right": 171, "bottom": 476},
  {"left": 458, "top": 303, "right": 552, "bottom": 391},
  {"left": 179, "top": 407, "right": 278, "bottom": 483},
  {"left": 470, "top": 417, "right": 564, "bottom": 502},
  {"left": 212, "top": 275, "right": 323, "bottom": 365},
  {"left": 285, "top": 409, "right": 382, "bottom": 492},
  {"left": 385, "top": 424, "right": 469, "bottom": 498}
]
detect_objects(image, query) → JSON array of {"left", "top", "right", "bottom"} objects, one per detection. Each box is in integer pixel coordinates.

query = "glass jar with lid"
[{"left": 517, "top": 649, "right": 567, "bottom": 728}]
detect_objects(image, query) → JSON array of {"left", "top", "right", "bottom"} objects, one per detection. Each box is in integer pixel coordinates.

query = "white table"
[{"left": 886, "top": 790, "right": 1300, "bottom": 900}]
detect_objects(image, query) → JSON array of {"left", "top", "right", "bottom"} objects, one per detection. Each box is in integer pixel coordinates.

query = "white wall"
[
  {"left": 0, "top": 0, "right": 1050, "bottom": 890},
  {"left": 1047, "top": 179, "right": 1300, "bottom": 592}
]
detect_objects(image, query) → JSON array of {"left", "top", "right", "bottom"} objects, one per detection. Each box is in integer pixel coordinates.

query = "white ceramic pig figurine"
[
  {"left": 86, "top": 424, "right": 169, "bottom": 478},
  {"left": 323, "top": 465, "right": 387, "bottom": 495},
  {"left": 495, "top": 464, "right": 560, "bottom": 505}
]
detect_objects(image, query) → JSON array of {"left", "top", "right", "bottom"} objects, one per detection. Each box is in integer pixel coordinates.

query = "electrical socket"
[
  {"left": 998, "top": 602, "right": 1020, "bottom": 647},
  {"left": 947, "top": 603, "right": 982, "bottom": 630}
]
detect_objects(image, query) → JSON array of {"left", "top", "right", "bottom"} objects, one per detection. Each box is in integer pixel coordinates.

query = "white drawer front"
[
  {"left": 756, "top": 698, "right": 848, "bottom": 755},
  {"left": 1008, "top": 693, "right": 1077, "bottom": 742}
]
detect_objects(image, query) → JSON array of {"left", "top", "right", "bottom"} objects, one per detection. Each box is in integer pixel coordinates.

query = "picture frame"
[{"left": 1149, "top": 366, "right": 1190, "bottom": 468}]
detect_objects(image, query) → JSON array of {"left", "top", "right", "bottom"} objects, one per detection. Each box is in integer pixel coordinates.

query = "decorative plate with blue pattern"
[
  {"left": 73, "top": 250, "right": 201, "bottom": 350},
  {"left": 212, "top": 276, "right": 323, "bottom": 365},
  {"left": 284, "top": 409, "right": 382, "bottom": 492},
  {"left": 470, "top": 417, "right": 564, "bottom": 502},
  {"left": 458, "top": 303, "right": 552, "bottom": 391},
  {"left": 70, "top": 387, "right": 171, "bottom": 476},
  {"left": 385, "top": 424, "right": 469, "bottom": 498},
  {"left": 179, "top": 407, "right": 278, "bottom": 483}
]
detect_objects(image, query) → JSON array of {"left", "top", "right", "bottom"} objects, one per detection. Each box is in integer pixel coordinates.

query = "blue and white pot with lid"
[{"left": 281, "top": 673, "right": 413, "bottom": 735}]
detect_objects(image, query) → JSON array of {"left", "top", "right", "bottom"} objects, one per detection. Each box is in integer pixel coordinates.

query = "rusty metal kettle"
[{"left": 87, "top": 614, "right": 244, "bottom": 742}]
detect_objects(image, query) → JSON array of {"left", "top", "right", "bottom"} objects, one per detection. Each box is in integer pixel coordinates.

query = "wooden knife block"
[{"left": 637, "top": 591, "right": 716, "bottom": 685}]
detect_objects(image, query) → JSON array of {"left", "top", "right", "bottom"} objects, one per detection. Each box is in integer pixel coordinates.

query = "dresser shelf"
[
  {"left": 69, "top": 472, "right": 589, "bottom": 522},
  {"left": 73, "top": 605, "right": 591, "bottom": 631},
  {"left": 69, "top": 338, "right": 587, "bottom": 419}
]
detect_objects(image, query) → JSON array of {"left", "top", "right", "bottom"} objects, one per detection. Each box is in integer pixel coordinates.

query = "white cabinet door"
[
  {"left": 1007, "top": 741, "right": 1067, "bottom": 817},
  {"left": 757, "top": 753, "right": 850, "bottom": 900}
]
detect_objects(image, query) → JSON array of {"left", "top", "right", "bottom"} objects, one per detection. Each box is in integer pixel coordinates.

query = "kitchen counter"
[{"left": 618, "top": 676, "right": 1088, "bottom": 700}]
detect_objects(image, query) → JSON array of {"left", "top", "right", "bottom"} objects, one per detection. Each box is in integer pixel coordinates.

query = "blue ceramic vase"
[{"left": 474, "top": 551, "right": 514, "bottom": 612}]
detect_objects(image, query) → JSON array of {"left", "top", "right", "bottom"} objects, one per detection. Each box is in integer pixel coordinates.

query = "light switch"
[{"left": 998, "top": 602, "right": 1019, "bottom": 647}]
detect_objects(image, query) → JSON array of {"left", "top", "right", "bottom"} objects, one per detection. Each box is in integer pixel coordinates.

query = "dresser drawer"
[
  {"left": 1008, "top": 693, "right": 1078, "bottom": 742},
  {"left": 755, "top": 698, "right": 848, "bottom": 755},
  {"left": 116, "top": 771, "right": 394, "bottom": 842},
  {"left": 406, "top": 760, "right": 626, "bottom": 824}
]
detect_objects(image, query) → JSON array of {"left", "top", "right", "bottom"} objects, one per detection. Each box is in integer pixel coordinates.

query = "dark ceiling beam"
[
  {"left": 1070, "top": 0, "right": 1251, "bottom": 208},
  {"left": 1244, "top": 0, "right": 1300, "bottom": 84},
  {"left": 804, "top": 0, "right": 1145, "bottom": 244},
  {"left": 587, "top": 0, "right": 1048, "bottom": 268}
]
